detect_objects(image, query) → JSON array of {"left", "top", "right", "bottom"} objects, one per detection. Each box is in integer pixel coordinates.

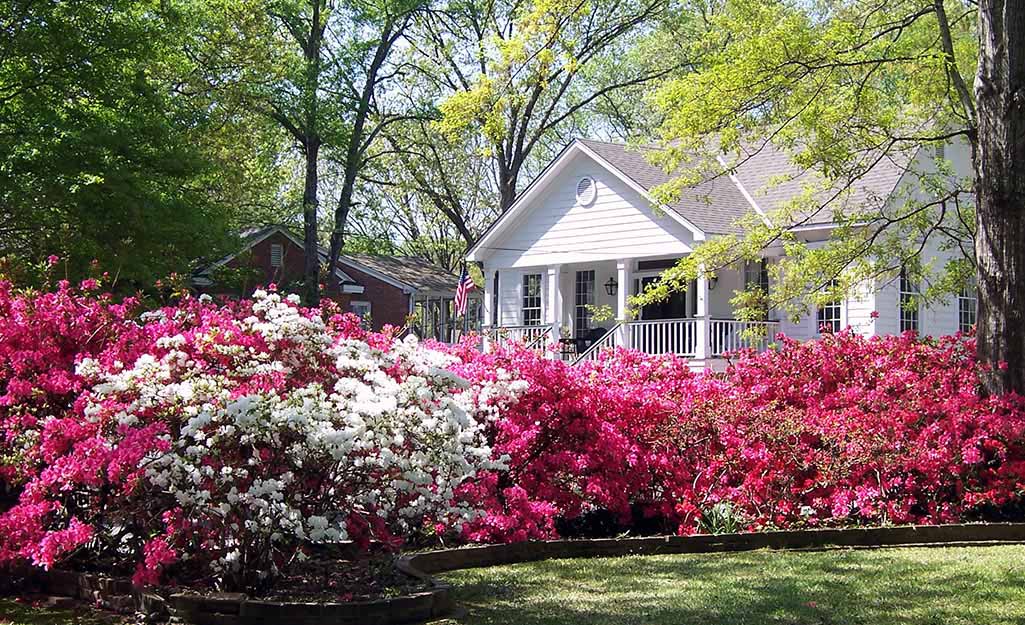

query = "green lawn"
[
  {"left": 0, "top": 598, "right": 118, "bottom": 625},
  {"left": 436, "top": 545, "right": 1025, "bottom": 625},
  {"left": 2, "top": 546, "right": 1023, "bottom": 625}
]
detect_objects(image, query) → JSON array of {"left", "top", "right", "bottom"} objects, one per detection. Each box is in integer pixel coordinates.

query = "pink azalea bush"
[
  {"left": 0, "top": 282, "right": 519, "bottom": 591},
  {"left": 3, "top": 277, "right": 1025, "bottom": 593},
  {"left": 443, "top": 332, "right": 1025, "bottom": 541}
]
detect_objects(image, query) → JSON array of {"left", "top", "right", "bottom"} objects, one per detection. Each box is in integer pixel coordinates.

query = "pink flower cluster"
[
  {"left": 444, "top": 332, "right": 1025, "bottom": 541},
  {"left": 3, "top": 277, "right": 1025, "bottom": 591},
  {"left": 0, "top": 282, "right": 506, "bottom": 590}
]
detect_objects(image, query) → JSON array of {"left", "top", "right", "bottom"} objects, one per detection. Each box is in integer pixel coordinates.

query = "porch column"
[
  {"left": 481, "top": 266, "right": 495, "bottom": 351},
  {"left": 695, "top": 268, "right": 710, "bottom": 360},
  {"left": 546, "top": 265, "right": 562, "bottom": 357},
  {"left": 615, "top": 259, "right": 632, "bottom": 347}
]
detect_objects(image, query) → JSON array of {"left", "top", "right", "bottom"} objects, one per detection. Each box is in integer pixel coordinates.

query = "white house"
[{"left": 465, "top": 138, "right": 974, "bottom": 368}]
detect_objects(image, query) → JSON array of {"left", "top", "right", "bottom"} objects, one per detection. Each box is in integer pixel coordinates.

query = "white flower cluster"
[{"left": 81, "top": 290, "right": 523, "bottom": 579}]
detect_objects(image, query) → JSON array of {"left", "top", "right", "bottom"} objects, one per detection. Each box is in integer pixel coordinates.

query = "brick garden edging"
[
  {"left": 30, "top": 523, "right": 1025, "bottom": 625},
  {"left": 166, "top": 580, "right": 454, "bottom": 625},
  {"left": 33, "top": 565, "right": 454, "bottom": 625},
  {"left": 37, "top": 569, "right": 168, "bottom": 620},
  {"left": 398, "top": 522, "right": 1025, "bottom": 575}
]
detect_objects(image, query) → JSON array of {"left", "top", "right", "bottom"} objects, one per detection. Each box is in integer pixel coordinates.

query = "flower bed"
[
  {"left": 0, "top": 279, "right": 520, "bottom": 595},
  {"left": 444, "top": 331, "right": 1025, "bottom": 542},
  {"left": 2, "top": 277, "right": 1025, "bottom": 604}
]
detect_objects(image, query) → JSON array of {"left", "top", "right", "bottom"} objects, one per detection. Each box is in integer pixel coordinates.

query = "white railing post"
[
  {"left": 695, "top": 272, "right": 709, "bottom": 360},
  {"left": 615, "top": 259, "right": 632, "bottom": 347}
]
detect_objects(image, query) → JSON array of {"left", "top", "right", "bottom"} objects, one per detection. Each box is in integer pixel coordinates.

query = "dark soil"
[{"left": 255, "top": 555, "right": 429, "bottom": 602}]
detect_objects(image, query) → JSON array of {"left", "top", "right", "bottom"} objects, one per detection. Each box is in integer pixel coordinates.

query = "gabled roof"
[
  {"left": 467, "top": 140, "right": 711, "bottom": 262},
  {"left": 467, "top": 137, "right": 915, "bottom": 261},
  {"left": 576, "top": 139, "right": 754, "bottom": 235},
  {"left": 340, "top": 253, "right": 460, "bottom": 293},
  {"left": 193, "top": 225, "right": 463, "bottom": 295},
  {"left": 192, "top": 225, "right": 356, "bottom": 284}
]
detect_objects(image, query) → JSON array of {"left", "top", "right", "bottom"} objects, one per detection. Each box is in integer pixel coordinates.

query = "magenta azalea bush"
[
  {"left": 2, "top": 278, "right": 1025, "bottom": 593},
  {"left": 0, "top": 280, "right": 518, "bottom": 590},
  {"left": 443, "top": 332, "right": 1025, "bottom": 541}
]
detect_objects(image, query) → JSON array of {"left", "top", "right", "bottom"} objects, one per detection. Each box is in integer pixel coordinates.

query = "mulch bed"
[{"left": 255, "top": 555, "right": 430, "bottom": 602}]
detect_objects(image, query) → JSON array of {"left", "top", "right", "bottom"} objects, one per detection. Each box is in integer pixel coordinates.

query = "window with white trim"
[
  {"left": 350, "top": 301, "right": 371, "bottom": 326},
  {"left": 744, "top": 259, "right": 771, "bottom": 321},
  {"left": 522, "top": 274, "right": 542, "bottom": 326},
  {"left": 744, "top": 259, "right": 769, "bottom": 293},
  {"left": 958, "top": 279, "right": 977, "bottom": 333},
  {"left": 816, "top": 279, "right": 841, "bottom": 334},
  {"left": 270, "top": 243, "right": 284, "bottom": 268},
  {"left": 899, "top": 268, "right": 921, "bottom": 333},
  {"left": 574, "top": 270, "right": 595, "bottom": 338}
]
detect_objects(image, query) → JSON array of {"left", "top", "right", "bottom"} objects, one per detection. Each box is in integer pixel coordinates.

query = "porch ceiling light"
[{"left": 604, "top": 276, "right": 618, "bottom": 296}]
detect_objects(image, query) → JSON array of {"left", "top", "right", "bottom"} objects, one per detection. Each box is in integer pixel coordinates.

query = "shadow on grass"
[
  {"left": 0, "top": 598, "right": 118, "bottom": 625},
  {"left": 438, "top": 545, "right": 1025, "bottom": 625}
]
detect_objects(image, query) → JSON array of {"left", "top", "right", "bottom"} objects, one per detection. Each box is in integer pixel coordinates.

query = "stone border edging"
[
  {"left": 167, "top": 577, "right": 454, "bottom": 625},
  {"left": 398, "top": 522, "right": 1025, "bottom": 576}
]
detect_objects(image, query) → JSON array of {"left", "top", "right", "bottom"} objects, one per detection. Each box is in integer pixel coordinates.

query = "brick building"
[{"left": 191, "top": 225, "right": 480, "bottom": 337}]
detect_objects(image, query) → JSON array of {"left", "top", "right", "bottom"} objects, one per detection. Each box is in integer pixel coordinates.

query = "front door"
[{"left": 638, "top": 276, "right": 687, "bottom": 320}]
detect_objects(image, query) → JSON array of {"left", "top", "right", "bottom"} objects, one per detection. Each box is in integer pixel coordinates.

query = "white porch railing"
[
  {"left": 625, "top": 318, "right": 699, "bottom": 358},
  {"left": 708, "top": 319, "right": 780, "bottom": 356},
  {"left": 486, "top": 318, "right": 780, "bottom": 362},
  {"left": 573, "top": 324, "right": 620, "bottom": 364},
  {"left": 484, "top": 324, "right": 551, "bottom": 354}
]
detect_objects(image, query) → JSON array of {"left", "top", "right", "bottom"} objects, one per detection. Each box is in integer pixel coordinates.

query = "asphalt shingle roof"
[
  {"left": 341, "top": 253, "right": 460, "bottom": 293},
  {"left": 727, "top": 141, "right": 911, "bottom": 227},
  {"left": 576, "top": 138, "right": 910, "bottom": 233},
  {"left": 578, "top": 139, "right": 753, "bottom": 235}
]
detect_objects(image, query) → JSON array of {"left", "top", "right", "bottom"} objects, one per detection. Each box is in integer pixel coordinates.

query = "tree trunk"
[
  {"left": 302, "top": 137, "right": 321, "bottom": 307},
  {"left": 327, "top": 21, "right": 400, "bottom": 281},
  {"left": 974, "top": 0, "right": 1025, "bottom": 395},
  {"left": 496, "top": 152, "right": 521, "bottom": 213},
  {"left": 301, "top": 0, "right": 324, "bottom": 307}
]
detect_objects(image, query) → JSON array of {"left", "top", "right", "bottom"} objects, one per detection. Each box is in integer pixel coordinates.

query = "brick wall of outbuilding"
[{"left": 197, "top": 232, "right": 411, "bottom": 331}]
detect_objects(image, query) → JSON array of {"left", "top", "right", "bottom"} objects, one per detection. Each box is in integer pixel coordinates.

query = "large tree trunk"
[
  {"left": 974, "top": 0, "right": 1025, "bottom": 395},
  {"left": 302, "top": 138, "right": 321, "bottom": 307},
  {"left": 327, "top": 21, "right": 400, "bottom": 281},
  {"left": 301, "top": 0, "right": 324, "bottom": 307}
]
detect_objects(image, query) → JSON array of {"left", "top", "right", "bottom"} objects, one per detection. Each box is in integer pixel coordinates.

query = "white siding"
[
  {"left": 485, "top": 153, "right": 696, "bottom": 269},
  {"left": 708, "top": 266, "right": 744, "bottom": 318},
  {"left": 497, "top": 269, "right": 527, "bottom": 326},
  {"left": 845, "top": 279, "right": 877, "bottom": 336},
  {"left": 780, "top": 308, "right": 818, "bottom": 341},
  {"left": 873, "top": 243, "right": 964, "bottom": 338}
]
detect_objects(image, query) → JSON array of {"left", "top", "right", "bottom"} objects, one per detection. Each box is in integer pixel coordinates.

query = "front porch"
[{"left": 480, "top": 257, "right": 781, "bottom": 368}]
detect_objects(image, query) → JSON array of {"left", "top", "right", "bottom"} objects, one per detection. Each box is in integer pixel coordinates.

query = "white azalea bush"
[{"left": 65, "top": 290, "right": 519, "bottom": 590}]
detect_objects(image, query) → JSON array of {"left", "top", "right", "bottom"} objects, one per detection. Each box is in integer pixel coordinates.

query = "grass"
[
  {"left": 2, "top": 546, "right": 1022, "bottom": 624},
  {"left": 0, "top": 598, "right": 120, "bottom": 625},
  {"left": 435, "top": 545, "right": 1025, "bottom": 625}
]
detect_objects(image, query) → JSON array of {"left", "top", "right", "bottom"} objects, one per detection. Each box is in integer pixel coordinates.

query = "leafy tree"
[
  {"left": 189, "top": 0, "right": 427, "bottom": 304},
  {"left": 347, "top": 123, "right": 498, "bottom": 269},
  {"left": 185, "top": 0, "right": 331, "bottom": 304},
  {"left": 0, "top": 0, "right": 266, "bottom": 288},
  {"left": 321, "top": 0, "right": 429, "bottom": 286},
  {"left": 369, "top": 0, "right": 684, "bottom": 262},
  {"left": 636, "top": 0, "right": 1025, "bottom": 393}
]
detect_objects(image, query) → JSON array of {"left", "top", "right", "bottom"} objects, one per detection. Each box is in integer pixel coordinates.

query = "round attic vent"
[{"left": 576, "top": 176, "right": 597, "bottom": 205}]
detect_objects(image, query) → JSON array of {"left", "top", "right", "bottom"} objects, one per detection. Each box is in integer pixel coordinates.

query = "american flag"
[{"left": 454, "top": 264, "right": 475, "bottom": 316}]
